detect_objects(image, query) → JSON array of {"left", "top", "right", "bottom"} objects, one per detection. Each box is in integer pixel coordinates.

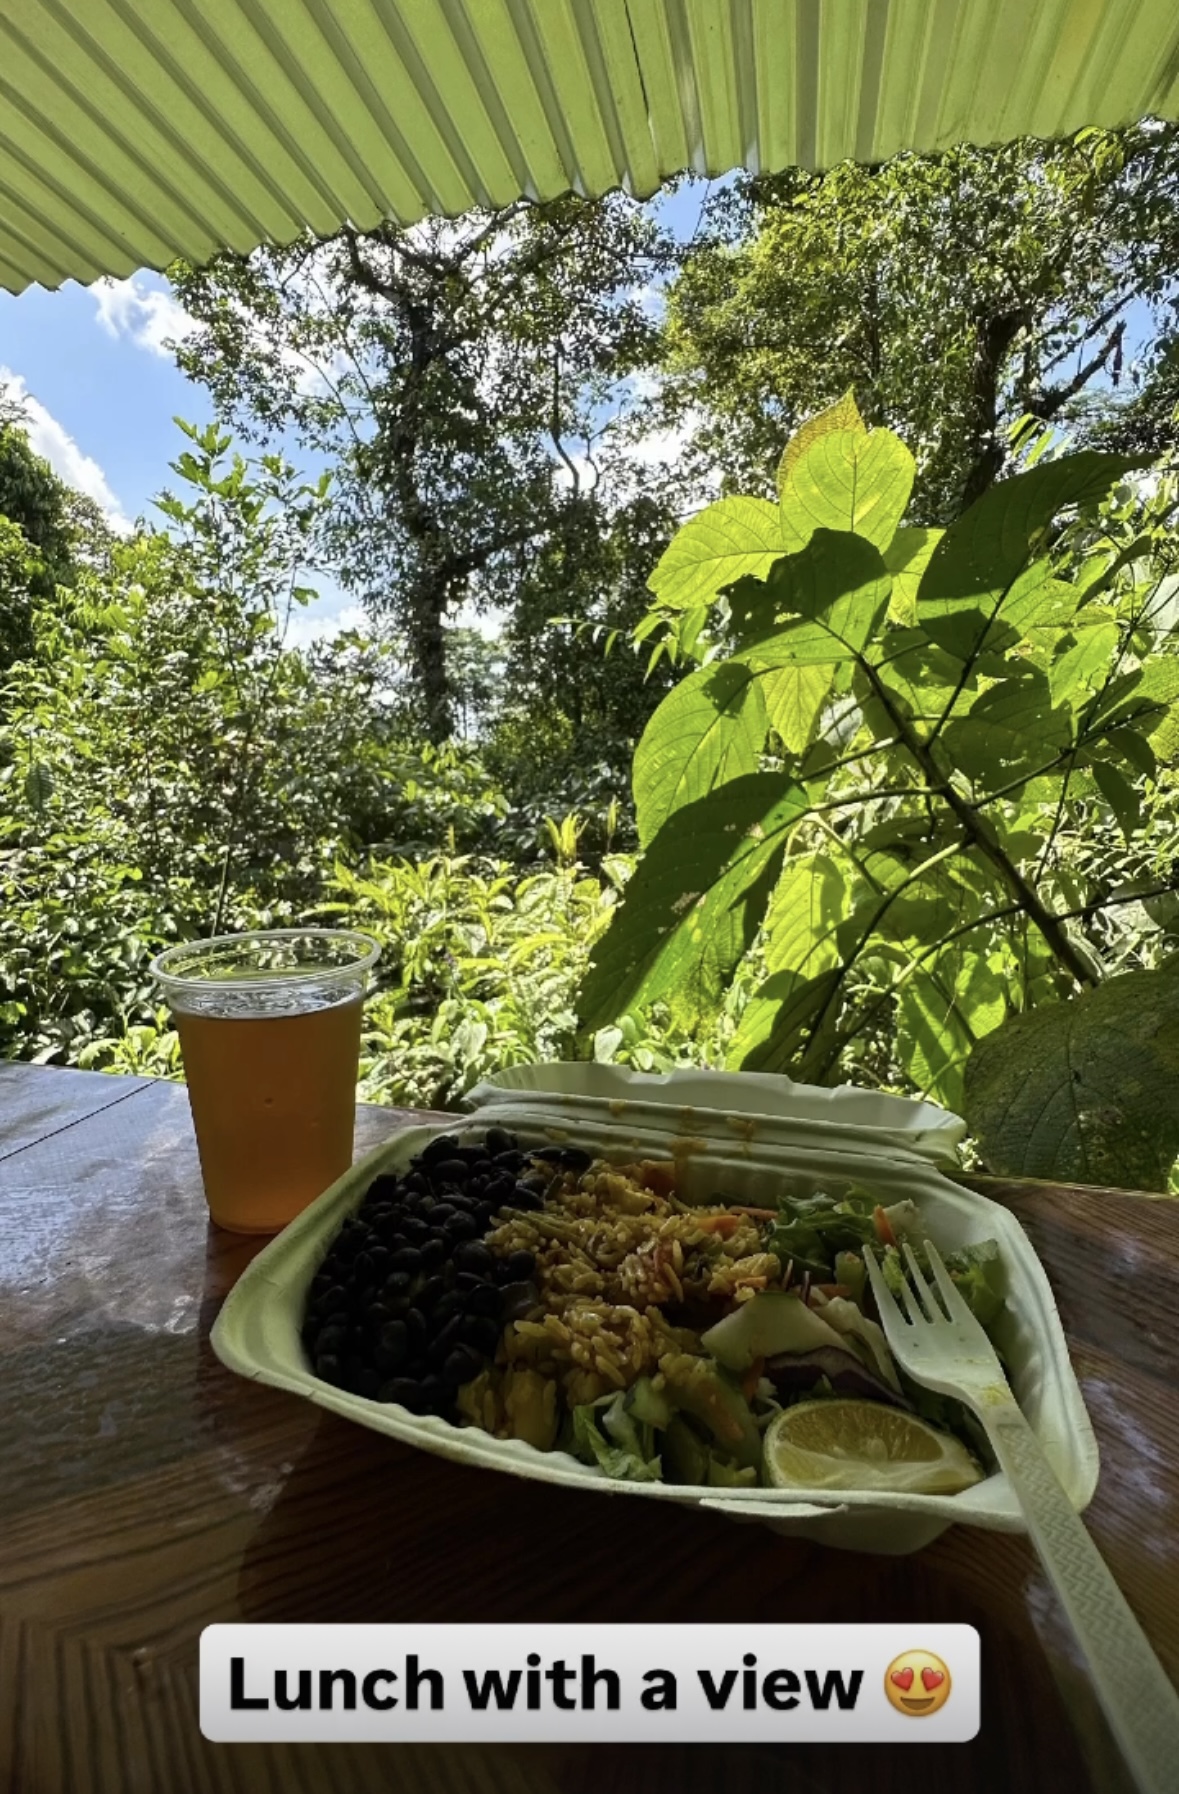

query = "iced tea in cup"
[{"left": 151, "top": 929, "right": 380, "bottom": 1234}]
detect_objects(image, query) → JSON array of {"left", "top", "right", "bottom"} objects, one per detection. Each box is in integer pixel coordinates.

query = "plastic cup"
[{"left": 151, "top": 928, "right": 380, "bottom": 1234}]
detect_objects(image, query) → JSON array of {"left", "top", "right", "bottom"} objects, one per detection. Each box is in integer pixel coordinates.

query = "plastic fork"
[{"left": 863, "top": 1238, "right": 1179, "bottom": 1794}]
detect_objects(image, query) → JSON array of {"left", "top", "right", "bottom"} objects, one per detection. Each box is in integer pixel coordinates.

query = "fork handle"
[{"left": 980, "top": 1398, "right": 1179, "bottom": 1794}]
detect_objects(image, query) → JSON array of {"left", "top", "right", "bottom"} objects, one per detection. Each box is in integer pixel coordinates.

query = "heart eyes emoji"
[{"left": 884, "top": 1651, "right": 952, "bottom": 1716}]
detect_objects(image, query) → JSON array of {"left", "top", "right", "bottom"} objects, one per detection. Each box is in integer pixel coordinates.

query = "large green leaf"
[
  {"left": 1047, "top": 616, "right": 1119, "bottom": 710},
  {"left": 896, "top": 947, "right": 1007, "bottom": 1112},
  {"left": 633, "top": 660, "right": 767, "bottom": 848},
  {"left": 883, "top": 527, "right": 943, "bottom": 625},
  {"left": 728, "top": 848, "right": 853, "bottom": 1071},
  {"left": 918, "top": 454, "right": 1136, "bottom": 663},
  {"left": 731, "top": 630, "right": 845, "bottom": 754},
  {"left": 872, "top": 850, "right": 996, "bottom": 946},
  {"left": 1088, "top": 653, "right": 1179, "bottom": 736},
  {"left": 757, "top": 661, "right": 836, "bottom": 754},
  {"left": 764, "top": 851, "right": 849, "bottom": 976},
  {"left": 867, "top": 629, "right": 973, "bottom": 735},
  {"left": 776, "top": 390, "right": 865, "bottom": 494},
  {"left": 963, "top": 960, "right": 1179, "bottom": 1189},
  {"left": 780, "top": 429, "right": 915, "bottom": 552},
  {"left": 751, "top": 529, "right": 891, "bottom": 655},
  {"left": 578, "top": 774, "right": 809, "bottom": 1032},
  {"left": 942, "top": 668, "right": 1073, "bottom": 792},
  {"left": 646, "top": 497, "right": 783, "bottom": 611},
  {"left": 728, "top": 968, "right": 843, "bottom": 1074}
]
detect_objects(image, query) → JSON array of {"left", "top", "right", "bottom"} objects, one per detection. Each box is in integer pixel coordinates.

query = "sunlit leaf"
[
  {"left": 780, "top": 429, "right": 915, "bottom": 552},
  {"left": 646, "top": 497, "right": 783, "bottom": 611},
  {"left": 897, "top": 946, "right": 1007, "bottom": 1111},
  {"left": 777, "top": 391, "right": 865, "bottom": 493},
  {"left": 577, "top": 774, "right": 808, "bottom": 1032},
  {"left": 883, "top": 527, "right": 943, "bottom": 625},
  {"left": 918, "top": 454, "right": 1136, "bottom": 662},
  {"left": 633, "top": 661, "right": 768, "bottom": 848}
]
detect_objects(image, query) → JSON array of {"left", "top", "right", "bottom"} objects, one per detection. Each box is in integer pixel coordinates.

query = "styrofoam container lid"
[
  {"left": 465, "top": 1063, "right": 968, "bottom": 1168},
  {"left": 211, "top": 1067, "right": 1097, "bottom": 1556}
]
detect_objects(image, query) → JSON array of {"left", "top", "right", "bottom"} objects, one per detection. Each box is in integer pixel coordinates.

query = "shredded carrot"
[
  {"left": 695, "top": 1213, "right": 743, "bottom": 1236},
  {"left": 726, "top": 1205, "right": 778, "bottom": 1220},
  {"left": 815, "top": 1283, "right": 852, "bottom": 1300},
  {"left": 741, "top": 1357, "right": 765, "bottom": 1400},
  {"left": 873, "top": 1204, "right": 897, "bottom": 1247}
]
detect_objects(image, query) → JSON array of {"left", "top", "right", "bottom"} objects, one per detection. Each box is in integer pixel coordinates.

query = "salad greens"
[{"left": 565, "top": 1182, "right": 1007, "bottom": 1489}]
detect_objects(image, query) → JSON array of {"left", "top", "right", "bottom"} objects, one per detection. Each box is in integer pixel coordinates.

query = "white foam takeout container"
[{"left": 210, "top": 1065, "right": 1098, "bottom": 1555}]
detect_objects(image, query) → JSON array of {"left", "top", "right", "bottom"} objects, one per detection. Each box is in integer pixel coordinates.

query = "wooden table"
[{"left": 2, "top": 1062, "right": 1177, "bottom": 1794}]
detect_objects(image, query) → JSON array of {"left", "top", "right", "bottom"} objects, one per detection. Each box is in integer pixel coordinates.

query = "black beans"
[
  {"left": 380, "top": 1377, "right": 424, "bottom": 1410},
  {"left": 464, "top": 1282, "right": 503, "bottom": 1319},
  {"left": 300, "top": 1124, "right": 564, "bottom": 1420},
  {"left": 459, "top": 1314, "right": 501, "bottom": 1356},
  {"left": 420, "top": 1134, "right": 461, "bottom": 1166},
  {"left": 442, "top": 1344, "right": 484, "bottom": 1387},
  {"left": 415, "top": 1275, "right": 446, "bottom": 1312},
  {"left": 374, "top": 1320, "right": 408, "bottom": 1373},
  {"left": 431, "top": 1158, "right": 470, "bottom": 1187},
  {"left": 500, "top": 1280, "right": 541, "bottom": 1321},
  {"left": 419, "top": 1238, "right": 446, "bottom": 1272}
]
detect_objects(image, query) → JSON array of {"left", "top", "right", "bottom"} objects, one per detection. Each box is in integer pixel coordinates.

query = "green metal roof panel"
[{"left": 2, "top": 0, "right": 1179, "bottom": 293}]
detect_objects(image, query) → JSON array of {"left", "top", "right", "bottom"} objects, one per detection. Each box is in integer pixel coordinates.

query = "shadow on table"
[{"left": 226, "top": 1398, "right": 1100, "bottom": 1794}]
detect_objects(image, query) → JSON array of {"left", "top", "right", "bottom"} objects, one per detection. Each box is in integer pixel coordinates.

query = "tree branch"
[{"left": 856, "top": 655, "right": 1100, "bottom": 986}]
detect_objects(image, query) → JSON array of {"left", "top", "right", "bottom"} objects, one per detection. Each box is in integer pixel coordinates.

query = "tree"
[
  {"left": 0, "top": 423, "right": 409, "bottom": 1063},
  {"left": 577, "top": 398, "right": 1179, "bottom": 1115},
  {"left": 171, "top": 195, "right": 670, "bottom": 740},
  {"left": 655, "top": 124, "right": 1179, "bottom": 524},
  {"left": 0, "top": 406, "right": 77, "bottom": 669}
]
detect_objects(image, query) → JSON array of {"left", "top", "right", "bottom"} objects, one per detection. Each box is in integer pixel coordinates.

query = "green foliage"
[
  {"left": 964, "top": 958, "right": 1179, "bottom": 1190},
  {"left": 0, "top": 420, "right": 407, "bottom": 1063},
  {"left": 579, "top": 395, "right": 1179, "bottom": 1122},
  {"left": 656, "top": 127, "right": 1179, "bottom": 521},
  {"left": 321, "top": 853, "right": 626, "bottom": 1109},
  {"left": 171, "top": 196, "right": 670, "bottom": 739}
]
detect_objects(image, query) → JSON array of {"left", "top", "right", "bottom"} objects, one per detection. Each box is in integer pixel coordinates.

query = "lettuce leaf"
[
  {"left": 880, "top": 1238, "right": 1004, "bottom": 1330},
  {"left": 571, "top": 1403, "right": 662, "bottom": 1482}
]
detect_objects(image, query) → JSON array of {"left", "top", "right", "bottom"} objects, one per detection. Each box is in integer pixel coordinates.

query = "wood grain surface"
[{"left": 1, "top": 1067, "right": 1177, "bottom": 1794}]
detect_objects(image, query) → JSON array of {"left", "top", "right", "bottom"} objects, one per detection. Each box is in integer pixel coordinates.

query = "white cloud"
[
  {"left": 282, "top": 601, "right": 370, "bottom": 650},
  {"left": 454, "top": 596, "right": 507, "bottom": 641},
  {"left": 1, "top": 366, "right": 132, "bottom": 533},
  {"left": 91, "top": 275, "right": 195, "bottom": 358}
]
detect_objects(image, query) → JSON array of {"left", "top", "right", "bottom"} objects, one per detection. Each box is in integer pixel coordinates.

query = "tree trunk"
[
  {"left": 958, "top": 306, "right": 1031, "bottom": 513},
  {"left": 406, "top": 568, "right": 453, "bottom": 743}
]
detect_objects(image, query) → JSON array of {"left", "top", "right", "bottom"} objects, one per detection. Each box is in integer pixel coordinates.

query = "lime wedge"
[{"left": 763, "top": 1399, "right": 985, "bottom": 1495}]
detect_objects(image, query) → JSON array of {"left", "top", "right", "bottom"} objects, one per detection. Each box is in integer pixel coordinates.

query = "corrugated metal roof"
[{"left": 2, "top": 0, "right": 1179, "bottom": 294}]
